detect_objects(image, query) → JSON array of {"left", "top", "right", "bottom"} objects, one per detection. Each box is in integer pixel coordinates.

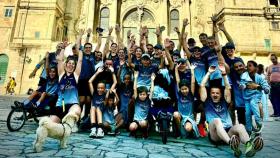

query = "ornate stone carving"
[
  {"left": 170, "top": 0, "right": 183, "bottom": 9},
  {"left": 101, "top": 0, "right": 113, "bottom": 7}
]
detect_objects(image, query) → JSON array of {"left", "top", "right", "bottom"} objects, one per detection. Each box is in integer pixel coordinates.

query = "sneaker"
[
  {"left": 89, "top": 127, "right": 97, "bottom": 138},
  {"left": 71, "top": 123, "right": 79, "bottom": 133},
  {"left": 96, "top": 128, "right": 104, "bottom": 138},
  {"left": 155, "top": 122, "right": 159, "bottom": 132},
  {"left": 254, "top": 124, "right": 263, "bottom": 134},
  {"left": 245, "top": 141, "right": 256, "bottom": 157},
  {"left": 252, "top": 136, "right": 264, "bottom": 152},
  {"left": 198, "top": 123, "right": 207, "bottom": 137},
  {"left": 229, "top": 135, "right": 242, "bottom": 157}
]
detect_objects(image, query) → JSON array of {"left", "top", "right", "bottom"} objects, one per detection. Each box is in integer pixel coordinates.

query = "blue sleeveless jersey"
[{"left": 56, "top": 73, "right": 79, "bottom": 106}]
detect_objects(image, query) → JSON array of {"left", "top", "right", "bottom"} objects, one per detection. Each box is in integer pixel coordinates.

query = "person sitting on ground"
[{"left": 200, "top": 64, "right": 264, "bottom": 157}]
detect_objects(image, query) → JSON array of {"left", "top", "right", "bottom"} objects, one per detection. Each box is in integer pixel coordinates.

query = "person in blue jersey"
[
  {"left": 102, "top": 89, "right": 122, "bottom": 135},
  {"left": 231, "top": 59, "right": 246, "bottom": 125},
  {"left": 78, "top": 42, "right": 96, "bottom": 120},
  {"left": 129, "top": 71, "right": 155, "bottom": 138},
  {"left": 15, "top": 52, "right": 59, "bottom": 112},
  {"left": 28, "top": 42, "right": 63, "bottom": 97},
  {"left": 173, "top": 63, "right": 199, "bottom": 138},
  {"left": 88, "top": 66, "right": 117, "bottom": 138},
  {"left": 132, "top": 47, "right": 143, "bottom": 66},
  {"left": 182, "top": 33, "right": 208, "bottom": 137},
  {"left": 200, "top": 64, "right": 263, "bottom": 157},
  {"left": 116, "top": 69, "right": 133, "bottom": 127},
  {"left": 128, "top": 40, "right": 164, "bottom": 89},
  {"left": 50, "top": 39, "right": 83, "bottom": 127},
  {"left": 240, "top": 60, "right": 270, "bottom": 134}
]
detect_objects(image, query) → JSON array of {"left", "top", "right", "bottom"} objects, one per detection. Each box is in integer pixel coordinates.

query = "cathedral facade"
[{"left": 0, "top": 0, "right": 280, "bottom": 94}]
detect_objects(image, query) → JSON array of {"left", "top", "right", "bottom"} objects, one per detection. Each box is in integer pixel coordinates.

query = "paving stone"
[
  {"left": 25, "top": 150, "right": 58, "bottom": 157},
  {"left": 72, "top": 149, "right": 101, "bottom": 156},
  {"left": 116, "top": 147, "right": 148, "bottom": 157},
  {"left": 105, "top": 152, "right": 128, "bottom": 158},
  {"left": 55, "top": 150, "right": 73, "bottom": 156},
  {"left": 149, "top": 153, "right": 174, "bottom": 158},
  {"left": 0, "top": 149, "right": 22, "bottom": 156},
  {"left": 185, "top": 148, "right": 208, "bottom": 157}
]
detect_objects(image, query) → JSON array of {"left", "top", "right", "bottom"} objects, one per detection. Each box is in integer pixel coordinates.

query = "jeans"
[{"left": 245, "top": 99, "right": 262, "bottom": 133}]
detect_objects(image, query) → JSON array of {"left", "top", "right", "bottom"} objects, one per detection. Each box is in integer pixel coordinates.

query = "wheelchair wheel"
[
  {"left": 7, "top": 107, "right": 27, "bottom": 132},
  {"left": 161, "top": 119, "right": 168, "bottom": 144}
]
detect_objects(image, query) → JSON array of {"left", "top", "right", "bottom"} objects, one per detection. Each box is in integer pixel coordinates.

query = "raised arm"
[
  {"left": 29, "top": 57, "right": 46, "bottom": 79},
  {"left": 103, "top": 27, "right": 113, "bottom": 60},
  {"left": 211, "top": 14, "right": 220, "bottom": 46},
  {"left": 133, "top": 71, "right": 139, "bottom": 99},
  {"left": 154, "top": 26, "right": 163, "bottom": 45},
  {"left": 175, "top": 64, "right": 181, "bottom": 90},
  {"left": 56, "top": 48, "right": 65, "bottom": 76},
  {"left": 109, "top": 65, "right": 117, "bottom": 91},
  {"left": 88, "top": 67, "right": 104, "bottom": 95},
  {"left": 150, "top": 73, "right": 156, "bottom": 100},
  {"left": 218, "top": 22, "right": 234, "bottom": 43},
  {"left": 216, "top": 45, "right": 230, "bottom": 73},
  {"left": 85, "top": 28, "right": 92, "bottom": 44},
  {"left": 115, "top": 24, "right": 124, "bottom": 49},
  {"left": 74, "top": 50, "right": 83, "bottom": 77},
  {"left": 76, "top": 29, "right": 85, "bottom": 52},
  {"left": 181, "top": 32, "right": 192, "bottom": 59},
  {"left": 45, "top": 52, "right": 50, "bottom": 75},
  {"left": 219, "top": 64, "right": 231, "bottom": 103},
  {"left": 127, "top": 42, "right": 135, "bottom": 69},
  {"left": 164, "top": 38, "right": 174, "bottom": 70},
  {"left": 190, "top": 64, "right": 196, "bottom": 95},
  {"left": 94, "top": 33, "right": 102, "bottom": 53},
  {"left": 200, "top": 67, "right": 215, "bottom": 102}
]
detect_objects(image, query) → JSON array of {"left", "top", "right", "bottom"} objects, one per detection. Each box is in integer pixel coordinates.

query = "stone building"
[{"left": 0, "top": 0, "right": 279, "bottom": 94}]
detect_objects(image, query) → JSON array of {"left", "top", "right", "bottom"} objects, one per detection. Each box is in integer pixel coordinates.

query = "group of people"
[{"left": 14, "top": 17, "right": 279, "bottom": 157}]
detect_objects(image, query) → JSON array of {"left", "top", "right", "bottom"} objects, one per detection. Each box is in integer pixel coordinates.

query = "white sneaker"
[
  {"left": 89, "top": 127, "right": 97, "bottom": 138},
  {"left": 71, "top": 123, "right": 79, "bottom": 133},
  {"left": 96, "top": 128, "right": 104, "bottom": 138}
]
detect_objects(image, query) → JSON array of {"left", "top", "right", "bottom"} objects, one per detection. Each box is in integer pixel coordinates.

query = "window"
[
  {"left": 4, "top": 8, "right": 13, "bottom": 17},
  {"left": 0, "top": 54, "right": 9, "bottom": 84},
  {"left": 170, "top": 9, "right": 179, "bottom": 34},
  {"left": 269, "top": 0, "right": 279, "bottom": 7},
  {"left": 264, "top": 39, "right": 272, "bottom": 51},
  {"left": 35, "top": 32, "right": 40, "bottom": 39},
  {"left": 271, "top": 21, "right": 280, "bottom": 30},
  {"left": 100, "top": 7, "right": 110, "bottom": 33}
]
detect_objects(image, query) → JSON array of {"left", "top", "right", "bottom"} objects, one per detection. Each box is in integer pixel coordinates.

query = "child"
[
  {"left": 173, "top": 64, "right": 199, "bottom": 138},
  {"left": 129, "top": 71, "right": 155, "bottom": 138},
  {"left": 88, "top": 67, "right": 117, "bottom": 138},
  {"left": 103, "top": 89, "right": 121, "bottom": 135},
  {"left": 240, "top": 60, "right": 270, "bottom": 134},
  {"left": 116, "top": 70, "right": 133, "bottom": 127},
  {"left": 14, "top": 66, "right": 58, "bottom": 111},
  {"left": 128, "top": 41, "right": 163, "bottom": 89}
]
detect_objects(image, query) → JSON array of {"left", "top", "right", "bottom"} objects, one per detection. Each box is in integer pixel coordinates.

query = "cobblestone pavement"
[{"left": 0, "top": 95, "right": 279, "bottom": 158}]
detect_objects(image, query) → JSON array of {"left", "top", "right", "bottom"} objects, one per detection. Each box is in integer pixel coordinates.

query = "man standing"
[{"left": 267, "top": 54, "right": 280, "bottom": 118}]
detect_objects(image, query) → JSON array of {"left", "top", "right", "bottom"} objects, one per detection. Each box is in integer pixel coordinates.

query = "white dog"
[{"left": 33, "top": 112, "right": 79, "bottom": 152}]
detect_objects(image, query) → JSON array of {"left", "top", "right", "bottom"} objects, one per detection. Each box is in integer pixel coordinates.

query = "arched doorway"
[
  {"left": 122, "top": 7, "right": 157, "bottom": 45},
  {"left": 0, "top": 54, "right": 9, "bottom": 84}
]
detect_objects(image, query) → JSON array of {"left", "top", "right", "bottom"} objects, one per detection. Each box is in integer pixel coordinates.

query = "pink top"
[{"left": 267, "top": 63, "right": 280, "bottom": 83}]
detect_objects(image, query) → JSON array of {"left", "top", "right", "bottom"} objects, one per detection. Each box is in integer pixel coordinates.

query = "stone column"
[
  {"left": 109, "top": 0, "right": 118, "bottom": 26},
  {"left": 86, "top": 0, "right": 95, "bottom": 29}
]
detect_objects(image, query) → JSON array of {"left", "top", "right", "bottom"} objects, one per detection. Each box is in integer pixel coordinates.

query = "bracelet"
[{"left": 35, "top": 64, "right": 41, "bottom": 69}]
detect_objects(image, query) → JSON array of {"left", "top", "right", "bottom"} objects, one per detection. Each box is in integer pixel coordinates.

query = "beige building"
[{"left": 0, "top": 0, "right": 280, "bottom": 94}]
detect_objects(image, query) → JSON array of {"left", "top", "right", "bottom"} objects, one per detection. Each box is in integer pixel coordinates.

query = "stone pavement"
[{"left": 0, "top": 95, "right": 280, "bottom": 158}]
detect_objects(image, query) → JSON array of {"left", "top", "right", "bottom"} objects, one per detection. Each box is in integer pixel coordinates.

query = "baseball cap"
[
  {"left": 141, "top": 53, "right": 151, "bottom": 59},
  {"left": 224, "top": 42, "right": 235, "bottom": 49},
  {"left": 154, "top": 44, "right": 163, "bottom": 50}
]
